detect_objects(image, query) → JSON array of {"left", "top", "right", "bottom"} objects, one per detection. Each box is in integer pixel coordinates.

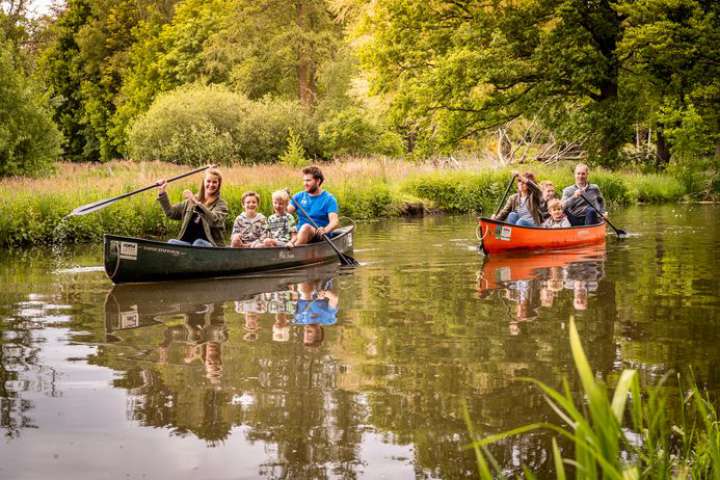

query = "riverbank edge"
[{"left": 0, "top": 162, "right": 698, "bottom": 247}]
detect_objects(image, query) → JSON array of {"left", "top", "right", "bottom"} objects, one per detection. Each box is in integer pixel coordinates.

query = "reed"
[
  {"left": 467, "top": 317, "right": 720, "bottom": 479},
  {"left": 0, "top": 160, "right": 693, "bottom": 246}
]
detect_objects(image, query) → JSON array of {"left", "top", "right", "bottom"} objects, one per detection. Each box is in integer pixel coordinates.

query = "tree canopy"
[{"left": 0, "top": 0, "right": 718, "bottom": 174}]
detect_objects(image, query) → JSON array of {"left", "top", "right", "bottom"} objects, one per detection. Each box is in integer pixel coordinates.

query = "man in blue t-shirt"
[{"left": 287, "top": 165, "right": 339, "bottom": 246}]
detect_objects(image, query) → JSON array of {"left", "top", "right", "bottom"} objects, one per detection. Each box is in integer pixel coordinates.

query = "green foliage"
[
  {"left": 359, "top": 0, "right": 631, "bottom": 163},
  {"left": 0, "top": 39, "right": 62, "bottom": 176},
  {"left": 128, "top": 84, "right": 320, "bottom": 165},
  {"left": 318, "top": 107, "right": 404, "bottom": 158},
  {"left": 629, "top": 174, "right": 686, "bottom": 203},
  {"left": 0, "top": 163, "right": 700, "bottom": 247},
  {"left": 468, "top": 317, "right": 720, "bottom": 479},
  {"left": 233, "top": 97, "right": 320, "bottom": 164},
  {"left": 280, "top": 129, "right": 308, "bottom": 168},
  {"left": 128, "top": 84, "right": 247, "bottom": 165}
]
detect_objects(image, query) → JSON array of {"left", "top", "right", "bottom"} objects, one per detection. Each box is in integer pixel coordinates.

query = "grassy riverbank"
[{"left": 0, "top": 160, "right": 692, "bottom": 247}]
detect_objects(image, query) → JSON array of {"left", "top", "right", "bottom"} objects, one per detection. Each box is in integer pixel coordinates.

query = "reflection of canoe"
[
  {"left": 478, "top": 217, "right": 605, "bottom": 254},
  {"left": 477, "top": 244, "right": 606, "bottom": 293},
  {"left": 103, "top": 226, "right": 354, "bottom": 284},
  {"left": 104, "top": 264, "right": 338, "bottom": 334}
]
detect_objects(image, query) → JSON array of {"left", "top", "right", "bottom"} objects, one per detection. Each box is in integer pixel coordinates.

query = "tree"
[
  {"left": 359, "top": 0, "right": 633, "bottom": 164},
  {"left": 41, "top": 0, "right": 176, "bottom": 162},
  {"left": 0, "top": 37, "right": 62, "bottom": 176},
  {"left": 619, "top": 0, "right": 720, "bottom": 168}
]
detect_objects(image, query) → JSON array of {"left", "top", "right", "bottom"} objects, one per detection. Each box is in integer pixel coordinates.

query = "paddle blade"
[
  {"left": 68, "top": 198, "right": 115, "bottom": 216},
  {"left": 338, "top": 253, "right": 360, "bottom": 267}
]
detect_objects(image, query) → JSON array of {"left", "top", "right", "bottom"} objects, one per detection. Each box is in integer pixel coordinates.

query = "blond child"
[
  {"left": 542, "top": 198, "right": 571, "bottom": 228},
  {"left": 257, "top": 190, "right": 297, "bottom": 248},
  {"left": 230, "top": 191, "right": 267, "bottom": 248}
]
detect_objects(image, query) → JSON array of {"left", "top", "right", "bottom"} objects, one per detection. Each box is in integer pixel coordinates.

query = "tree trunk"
[
  {"left": 655, "top": 128, "right": 671, "bottom": 170},
  {"left": 497, "top": 128, "right": 512, "bottom": 164},
  {"left": 296, "top": 0, "right": 316, "bottom": 109}
]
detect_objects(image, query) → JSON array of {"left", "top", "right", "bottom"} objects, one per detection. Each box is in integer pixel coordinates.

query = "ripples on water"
[{"left": 0, "top": 206, "right": 719, "bottom": 479}]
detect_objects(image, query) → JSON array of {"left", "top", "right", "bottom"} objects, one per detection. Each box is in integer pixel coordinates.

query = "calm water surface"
[{"left": 1, "top": 205, "right": 719, "bottom": 479}]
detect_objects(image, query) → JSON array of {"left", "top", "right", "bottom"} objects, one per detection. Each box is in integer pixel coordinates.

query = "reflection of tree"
[
  {"left": 102, "top": 302, "right": 235, "bottom": 445},
  {"left": 328, "top": 245, "right": 616, "bottom": 477}
]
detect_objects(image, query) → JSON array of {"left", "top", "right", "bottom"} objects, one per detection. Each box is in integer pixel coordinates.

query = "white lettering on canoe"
[
  {"left": 119, "top": 242, "right": 138, "bottom": 260},
  {"left": 143, "top": 246, "right": 186, "bottom": 256}
]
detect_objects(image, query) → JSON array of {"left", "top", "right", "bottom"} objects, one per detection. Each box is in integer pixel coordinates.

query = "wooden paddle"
[
  {"left": 290, "top": 196, "right": 360, "bottom": 267},
  {"left": 493, "top": 173, "right": 519, "bottom": 217},
  {"left": 576, "top": 190, "right": 628, "bottom": 238},
  {"left": 67, "top": 165, "right": 213, "bottom": 217}
]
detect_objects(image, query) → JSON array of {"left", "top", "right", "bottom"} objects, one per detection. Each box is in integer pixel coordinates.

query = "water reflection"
[
  {"left": 477, "top": 245, "right": 607, "bottom": 334},
  {"left": 2, "top": 208, "right": 719, "bottom": 479},
  {"left": 102, "top": 265, "right": 345, "bottom": 451}
]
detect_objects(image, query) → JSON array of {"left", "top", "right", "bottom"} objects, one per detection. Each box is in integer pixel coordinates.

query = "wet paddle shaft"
[
  {"left": 290, "top": 195, "right": 359, "bottom": 267},
  {"left": 68, "top": 165, "right": 213, "bottom": 217}
]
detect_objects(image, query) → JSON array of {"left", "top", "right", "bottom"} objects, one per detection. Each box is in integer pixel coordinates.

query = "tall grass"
[
  {"left": 467, "top": 317, "right": 720, "bottom": 479},
  {"left": 0, "top": 160, "right": 693, "bottom": 246}
]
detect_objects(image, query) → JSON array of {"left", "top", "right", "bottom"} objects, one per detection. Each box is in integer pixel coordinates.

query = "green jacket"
[
  {"left": 158, "top": 192, "right": 228, "bottom": 246},
  {"left": 496, "top": 182, "right": 543, "bottom": 226}
]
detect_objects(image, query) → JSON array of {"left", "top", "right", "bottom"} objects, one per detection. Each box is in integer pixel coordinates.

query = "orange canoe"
[{"left": 478, "top": 217, "right": 606, "bottom": 254}]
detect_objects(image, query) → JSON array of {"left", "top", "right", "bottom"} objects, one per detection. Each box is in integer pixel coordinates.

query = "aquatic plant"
[{"left": 466, "top": 317, "right": 720, "bottom": 479}]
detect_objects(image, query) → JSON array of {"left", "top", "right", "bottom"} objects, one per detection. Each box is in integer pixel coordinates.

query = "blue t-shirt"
[
  {"left": 294, "top": 299, "right": 338, "bottom": 326},
  {"left": 291, "top": 190, "right": 338, "bottom": 229}
]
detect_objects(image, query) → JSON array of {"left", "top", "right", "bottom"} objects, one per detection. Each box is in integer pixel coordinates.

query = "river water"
[{"left": 1, "top": 205, "right": 719, "bottom": 479}]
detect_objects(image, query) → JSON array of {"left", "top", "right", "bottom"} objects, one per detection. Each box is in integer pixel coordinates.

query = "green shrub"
[
  {"left": 629, "top": 173, "right": 686, "bottom": 203},
  {"left": 128, "top": 84, "right": 321, "bottom": 165},
  {"left": 319, "top": 108, "right": 404, "bottom": 158},
  {"left": 234, "top": 97, "right": 320, "bottom": 163},
  {"left": 0, "top": 40, "right": 62, "bottom": 177},
  {"left": 589, "top": 170, "right": 632, "bottom": 205},
  {"left": 280, "top": 128, "right": 308, "bottom": 168},
  {"left": 128, "top": 84, "right": 249, "bottom": 165}
]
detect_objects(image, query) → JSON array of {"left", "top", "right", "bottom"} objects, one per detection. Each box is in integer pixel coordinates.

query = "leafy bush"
[
  {"left": 319, "top": 108, "right": 404, "bottom": 158},
  {"left": 234, "top": 97, "right": 320, "bottom": 163},
  {"left": 280, "top": 129, "right": 308, "bottom": 167},
  {"left": 630, "top": 174, "right": 686, "bottom": 203},
  {"left": 0, "top": 40, "right": 62, "bottom": 177},
  {"left": 128, "top": 84, "right": 249, "bottom": 165},
  {"left": 128, "top": 84, "right": 320, "bottom": 165}
]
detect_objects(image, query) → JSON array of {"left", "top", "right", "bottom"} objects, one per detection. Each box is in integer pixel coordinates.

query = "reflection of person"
[
  {"left": 573, "top": 281, "right": 589, "bottom": 311},
  {"left": 493, "top": 172, "right": 543, "bottom": 226},
  {"left": 157, "top": 168, "right": 228, "bottom": 247},
  {"left": 243, "top": 312, "right": 261, "bottom": 342},
  {"left": 158, "top": 303, "right": 227, "bottom": 382},
  {"left": 539, "top": 287, "right": 555, "bottom": 307},
  {"left": 294, "top": 279, "right": 339, "bottom": 348},
  {"left": 272, "top": 313, "right": 291, "bottom": 342}
]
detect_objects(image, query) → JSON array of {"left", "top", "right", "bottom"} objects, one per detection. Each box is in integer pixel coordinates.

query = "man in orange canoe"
[{"left": 561, "top": 163, "right": 608, "bottom": 226}]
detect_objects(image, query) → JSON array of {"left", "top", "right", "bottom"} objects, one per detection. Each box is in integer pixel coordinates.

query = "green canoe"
[{"left": 103, "top": 225, "right": 354, "bottom": 284}]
